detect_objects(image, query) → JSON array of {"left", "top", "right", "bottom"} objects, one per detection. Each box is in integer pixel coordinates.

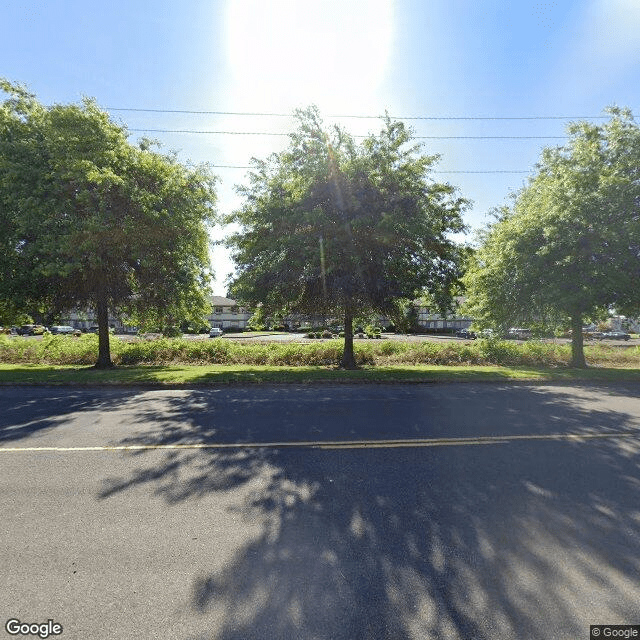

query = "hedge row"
[{"left": 2, "top": 334, "right": 639, "bottom": 368}]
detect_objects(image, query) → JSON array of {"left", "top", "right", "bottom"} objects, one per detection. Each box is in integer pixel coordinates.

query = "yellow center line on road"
[{"left": 0, "top": 431, "right": 638, "bottom": 452}]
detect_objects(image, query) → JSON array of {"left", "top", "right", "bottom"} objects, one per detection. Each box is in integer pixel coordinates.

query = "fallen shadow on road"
[
  {"left": 90, "top": 385, "right": 640, "bottom": 638},
  {"left": 0, "top": 386, "right": 150, "bottom": 443}
]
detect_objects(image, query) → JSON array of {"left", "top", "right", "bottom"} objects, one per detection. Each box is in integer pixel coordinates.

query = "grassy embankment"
[{"left": 1, "top": 334, "right": 639, "bottom": 385}]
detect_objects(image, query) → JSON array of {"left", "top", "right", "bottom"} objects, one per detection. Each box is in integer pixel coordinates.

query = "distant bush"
[
  {"left": 1, "top": 334, "right": 638, "bottom": 368},
  {"left": 0, "top": 333, "right": 115, "bottom": 365}
]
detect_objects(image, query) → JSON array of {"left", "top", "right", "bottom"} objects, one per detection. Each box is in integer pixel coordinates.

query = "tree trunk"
[
  {"left": 570, "top": 312, "right": 586, "bottom": 368},
  {"left": 340, "top": 307, "right": 358, "bottom": 370},
  {"left": 94, "top": 287, "right": 113, "bottom": 369}
]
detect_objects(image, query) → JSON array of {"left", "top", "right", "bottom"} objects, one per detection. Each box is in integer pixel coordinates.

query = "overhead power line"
[
  {"left": 435, "top": 170, "right": 530, "bottom": 174},
  {"left": 130, "top": 128, "right": 288, "bottom": 136},
  {"left": 129, "top": 127, "right": 567, "bottom": 140},
  {"left": 114, "top": 108, "right": 561, "bottom": 175},
  {"left": 209, "top": 164, "right": 530, "bottom": 174},
  {"left": 109, "top": 106, "right": 613, "bottom": 120}
]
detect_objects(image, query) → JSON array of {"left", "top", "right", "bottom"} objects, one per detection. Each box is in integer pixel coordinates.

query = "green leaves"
[
  {"left": 226, "top": 106, "right": 468, "bottom": 367},
  {"left": 0, "top": 80, "right": 217, "bottom": 366},
  {"left": 464, "top": 109, "right": 640, "bottom": 366}
]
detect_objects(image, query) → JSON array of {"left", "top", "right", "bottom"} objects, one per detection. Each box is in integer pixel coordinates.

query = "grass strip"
[{"left": 1, "top": 363, "right": 640, "bottom": 385}]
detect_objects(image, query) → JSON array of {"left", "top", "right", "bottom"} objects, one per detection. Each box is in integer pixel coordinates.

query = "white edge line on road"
[{"left": 0, "top": 431, "right": 638, "bottom": 452}]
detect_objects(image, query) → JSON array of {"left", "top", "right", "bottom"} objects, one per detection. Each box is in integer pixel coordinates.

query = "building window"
[{"left": 214, "top": 307, "right": 223, "bottom": 314}]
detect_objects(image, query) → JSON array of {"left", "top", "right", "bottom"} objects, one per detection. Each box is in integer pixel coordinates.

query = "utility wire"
[
  {"left": 109, "top": 106, "right": 613, "bottom": 120},
  {"left": 130, "top": 128, "right": 288, "bottom": 136},
  {"left": 129, "top": 127, "right": 567, "bottom": 140},
  {"left": 434, "top": 170, "right": 530, "bottom": 173},
  {"left": 120, "top": 110, "right": 561, "bottom": 174},
  {"left": 209, "top": 164, "right": 530, "bottom": 173},
  {"left": 128, "top": 128, "right": 556, "bottom": 172}
]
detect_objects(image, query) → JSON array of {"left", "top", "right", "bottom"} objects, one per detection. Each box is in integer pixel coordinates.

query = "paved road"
[{"left": 1, "top": 383, "right": 640, "bottom": 639}]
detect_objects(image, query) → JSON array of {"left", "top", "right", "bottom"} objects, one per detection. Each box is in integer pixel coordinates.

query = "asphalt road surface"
[{"left": 1, "top": 383, "right": 640, "bottom": 639}]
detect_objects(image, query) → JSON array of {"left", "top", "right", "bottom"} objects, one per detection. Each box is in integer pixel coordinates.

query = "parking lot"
[{"left": 5, "top": 331, "right": 639, "bottom": 347}]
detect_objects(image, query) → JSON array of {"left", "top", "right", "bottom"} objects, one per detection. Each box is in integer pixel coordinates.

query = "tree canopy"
[
  {"left": 226, "top": 106, "right": 468, "bottom": 368},
  {"left": 463, "top": 108, "right": 640, "bottom": 367},
  {"left": 0, "top": 79, "right": 217, "bottom": 366}
]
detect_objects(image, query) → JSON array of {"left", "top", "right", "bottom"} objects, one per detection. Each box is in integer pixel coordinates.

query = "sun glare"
[
  {"left": 215, "top": 0, "right": 394, "bottom": 294},
  {"left": 225, "top": 0, "right": 394, "bottom": 114}
]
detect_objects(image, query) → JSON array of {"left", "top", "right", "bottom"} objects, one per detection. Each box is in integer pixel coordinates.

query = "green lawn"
[{"left": 1, "top": 363, "right": 640, "bottom": 385}]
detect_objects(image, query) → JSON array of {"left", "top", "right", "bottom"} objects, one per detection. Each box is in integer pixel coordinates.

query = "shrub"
[{"left": 1, "top": 335, "right": 636, "bottom": 369}]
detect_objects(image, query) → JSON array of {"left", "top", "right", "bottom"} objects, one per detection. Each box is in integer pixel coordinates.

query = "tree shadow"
[
  {"left": 101, "top": 382, "right": 640, "bottom": 446},
  {"left": 93, "top": 383, "right": 640, "bottom": 639},
  {"left": 183, "top": 442, "right": 640, "bottom": 639},
  {"left": 0, "top": 386, "right": 150, "bottom": 443}
]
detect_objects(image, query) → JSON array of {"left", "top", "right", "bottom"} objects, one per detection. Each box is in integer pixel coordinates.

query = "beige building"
[
  {"left": 415, "top": 298, "right": 473, "bottom": 332},
  {"left": 61, "top": 308, "right": 136, "bottom": 334},
  {"left": 61, "top": 295, "right": 473, "bottom": 334},
  {"left": 60, "top": 296, "right": 251, "bottom": 333},
  {"left": 207, "top": 296, "right": 252, "bottom": 330}
]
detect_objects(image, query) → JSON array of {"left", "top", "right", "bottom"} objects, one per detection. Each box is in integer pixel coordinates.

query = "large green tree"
[
  {"left": 0, "top": 80, "right": 217, "bottom": 367},
  {"left": 226, "top": 107, "right": 468, "bottom": 368},
  {"left": 463, "top": 108, "right": 640, "bottom": 367}
]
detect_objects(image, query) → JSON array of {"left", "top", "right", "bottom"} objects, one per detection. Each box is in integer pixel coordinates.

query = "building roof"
[{"left": 210, "top": 296, "right": 238, "bottom": 306}]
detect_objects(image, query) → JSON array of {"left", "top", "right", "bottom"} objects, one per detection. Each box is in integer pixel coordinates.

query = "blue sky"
[{"left": 3, "top": 0, "right": 640, "bottom": 294}]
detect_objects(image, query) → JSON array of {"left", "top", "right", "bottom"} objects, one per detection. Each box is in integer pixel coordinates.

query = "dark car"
[
  {"left": 506, "top": 328, "right": 532, "bottom": 340},
  {"left": 600, "top": 331, "right": 631, "bottom": 341},
  {"left": 455, "top": 329, "right": 477, "bottom": 340},
  {"left": 87, "top": 326, "right": 114, "bottom": 334},
  {"left": 17, "top": 324, "right": 45, "bottom": 336},
  {"left": 16, "top": 325, "right": 35, "bottom": 335}
]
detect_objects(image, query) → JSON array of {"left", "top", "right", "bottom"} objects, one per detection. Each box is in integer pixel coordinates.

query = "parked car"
[
  {"left": 86, "top": 326, "right": 114, "bottom": 334},
  {"left": 599, "top": 331, "right": 631, "bottom": 341},
  {"left": 506, "top": 328, "right": 532, "bottom": 340},
  {"left": 455, "top": 329, "right": 477, "bottom": 340},
  {"left": 50, "top": 325, "right": 81, "bottom": 335},
  {"left": 17, "top": 324, "right": 35, "bottom": 335},
  {"left": 17, "top": 324, "right": 45, "bottom": 335},
  {"left": 50, "top": 325, "right": 68, "bottom": 334},
  {"left": 209, "top": 327, "right": 224, "bottom": 338}
]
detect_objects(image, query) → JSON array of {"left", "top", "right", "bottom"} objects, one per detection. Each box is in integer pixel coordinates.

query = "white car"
[
  {"left": 50, "top": 325, "right": 77, "bottom": 335},
  {"left": 209, "top": 327, "right": 223, "bottom": 338}
]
